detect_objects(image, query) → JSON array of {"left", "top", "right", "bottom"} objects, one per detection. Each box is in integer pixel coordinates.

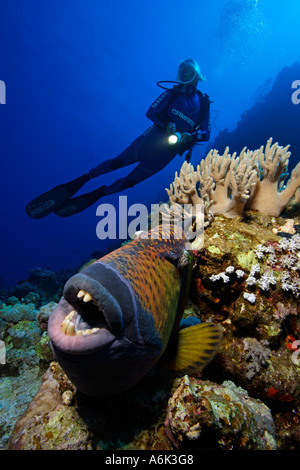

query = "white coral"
[
  {"left": 257, "top": 272, "right": 277, "bottom": 290},
  {"left": 243, "top": 292, "right": 256, "bottom": 304},
  {"left": 246, "top": 276, "right": 257, "bottom": 286},
  {"left": 209, "top": 272, "right": 230, "bottom": 283},
  {"left": 236, "top": 269, "right": 245, "bottom": 278}
]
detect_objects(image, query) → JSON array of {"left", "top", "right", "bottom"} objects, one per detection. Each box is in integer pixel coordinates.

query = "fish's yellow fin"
[{"left": 164, "top": 322, "right": 223, "bottom": 374}]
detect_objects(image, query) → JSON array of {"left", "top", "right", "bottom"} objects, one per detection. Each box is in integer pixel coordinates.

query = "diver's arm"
[
  {"left": 197, "top": 103, "right": 211, "bottom": 142},
  {"left": 146, "top": 89, "right": 174, "bottom": 129},
  {"left": 179, "top": 109, "right": 211, "bottom": 150}
]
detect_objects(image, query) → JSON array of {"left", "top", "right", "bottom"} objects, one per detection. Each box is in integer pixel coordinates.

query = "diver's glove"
[
  {"left": 166, "top": 122, "right": 176, "bottom": 134},
  {"left": 180, "top": 132, "right": 193, "bottom": 146},
  {"left": 193, "top": 130, "right": 205, "bottom": 142}
]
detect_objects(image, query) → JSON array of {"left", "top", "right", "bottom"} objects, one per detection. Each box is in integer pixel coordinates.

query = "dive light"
[{"left": 168, "top": 132, "right": 181, "bottom": 145}]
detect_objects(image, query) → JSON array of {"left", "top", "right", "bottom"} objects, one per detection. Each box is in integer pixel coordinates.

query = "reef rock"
[
  {"left": 37, "top": 301, "right": 57, "bottom": 331},
  {"left": 8, "top": 363, "right": 92, "bottom": 450},
  {"left": 165, "top": 375, "right": 277, "bottom": 450}
]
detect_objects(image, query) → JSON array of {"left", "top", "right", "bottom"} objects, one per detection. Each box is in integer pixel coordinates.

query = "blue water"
[{"left": 0, "top": 0, "right": 299, "bottom": 289}]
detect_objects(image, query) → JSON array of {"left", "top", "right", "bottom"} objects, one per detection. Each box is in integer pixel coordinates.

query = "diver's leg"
[
  {"left": 89, "top": 133, "right": 144, "bottom": 178},
  {"left": 105, "top": 150, "right": 177, "bottom": 195},
  {"left": 54, "top": 164, "right": 153, "bottom": 217},
  {"left": 105, "top": 164, "right": 155, "bottom": 194},
  {"left": 55, "top": 127, "right": 176, "bottom": 217},
  {"left": 89, "top": 156, "right": 127, "bottom": 178},
  {"left": 104, "top": 128, "right": 177, "bottom": 195}
]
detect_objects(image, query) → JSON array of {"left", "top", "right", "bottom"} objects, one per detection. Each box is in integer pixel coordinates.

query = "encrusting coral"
[
  {"left": 166, "top": 138, "right": 300, "bottom": 219},
  {"left": 165, "top": 376, "right": 277, "bottom": 450}
]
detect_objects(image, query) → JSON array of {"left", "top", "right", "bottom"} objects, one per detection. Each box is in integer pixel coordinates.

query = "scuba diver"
[{"left": 26, "top": 59, "right": 211, "bottom": 218}]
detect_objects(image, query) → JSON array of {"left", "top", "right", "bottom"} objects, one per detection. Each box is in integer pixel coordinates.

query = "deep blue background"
[{"left": 0, "top": 0, "right": 299, "bottom": 288}]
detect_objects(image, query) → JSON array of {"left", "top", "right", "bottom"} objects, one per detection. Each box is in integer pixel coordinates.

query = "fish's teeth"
[
  {"left": 83, "top": 292, "right": 93, "bottom": 302},
  {"left": 77, "top": 289, "right": 93, "bottom": 302},
  {"left": 61, "top": 319, "right": 76, "bottom": 336},
  {"left": 61, "top": 310, "right": 76, "bottom": 336},
  {"left": 66, "top": 310, "right": 76, "bottom": 320},
  {"left": 76, "top": 327, "right": 100, "bottom": 336},
  {"left": 61, "top": 308, "right": 101, "bottom": 337},
  {"left": 65, "top": 320, "right": 76, "bottom": 336},
  {"left": 77, "top": 290, "right": 86, "bottom": 299},
  {"left": 61, "top": 320, "right": 67, "bottom": 334}
]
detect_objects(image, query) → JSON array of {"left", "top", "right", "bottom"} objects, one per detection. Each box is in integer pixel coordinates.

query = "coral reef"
[
  {"left": 0, "top": 367, "right": 42, "bottom": 447},
  {"left": 37, "top": 301, "right": 57, "bottom": 331},
  {"left": 1, "top": 197, "right": 300, "bottom": 450},
  {"left": 3, "top": 266, "right": 76, "bottom": 306},
  {"left": 190, "top": 211, "right": 300, "bottom": 411},
  {"left": 0, "top": 302, "right": 37, "bottom": 323},
  {"left": 166, "top": 138, "right": 300, "bottom": 219},
  {"left": 0, "top": 299, "right": 56, "bottom": 448}
]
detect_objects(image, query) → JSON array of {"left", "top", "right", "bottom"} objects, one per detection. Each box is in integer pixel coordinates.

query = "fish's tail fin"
[{"left": 163, "top": 322, "right": 223, "bottom": 374}]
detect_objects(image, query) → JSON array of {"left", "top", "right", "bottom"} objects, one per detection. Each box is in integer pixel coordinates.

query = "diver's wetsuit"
[{"left": 89, "top": 85, "right": 211, "bottom": 195}]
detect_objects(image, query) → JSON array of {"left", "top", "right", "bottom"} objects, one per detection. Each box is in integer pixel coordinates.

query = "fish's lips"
[{"left": 48, "top": 273, "right": 123, "bottom": 354}]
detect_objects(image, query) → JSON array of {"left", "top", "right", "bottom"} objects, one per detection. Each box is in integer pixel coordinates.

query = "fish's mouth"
[
  {"left": 61, "top": 289, "right": 109, "bottom": 337},
  {"left": 48, "top": 273, "right": 123, "bottom": 353},
  {"left": 62, "top": 273, "right": 124, "bottom": 337}
]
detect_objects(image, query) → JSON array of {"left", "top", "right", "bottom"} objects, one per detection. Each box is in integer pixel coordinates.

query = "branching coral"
[
  {"left": 166, "top": 161, "right": 213, "bottom": 227},
  {"left": 198, "top": 146, "right": 259, "bottom": 217},
  {"left": 165, "top": 138, "right": 300, "bottom": 220},
  {"left": 166, "top": 161, "right": 201, "bottom": 207},
  {"left": 294, "top": 188, "right": 300, "bottom": 204},
  {"left": 245, "top": 138, "right": 300, "bottom": 215}
]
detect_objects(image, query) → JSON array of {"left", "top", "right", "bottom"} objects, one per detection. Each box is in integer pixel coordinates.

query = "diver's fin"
[
  {"left": 163, "top": 322, "right": 223, "bottom": 374},
  {"left": 26, "top": 174, "right": 91, "bottom": 219},
  {"left": 185, "top": 148, "right": 193, "bottom": 163},
  {"left": 54, "top": 185, "right": 107, "bottom": 217}
]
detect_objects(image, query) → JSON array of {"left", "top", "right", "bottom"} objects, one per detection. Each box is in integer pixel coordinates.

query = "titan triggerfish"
[{"left": 48, "top": 225, "right": 222, "bottom": 397}]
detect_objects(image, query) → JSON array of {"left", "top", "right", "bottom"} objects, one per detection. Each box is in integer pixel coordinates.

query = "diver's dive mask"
[
  {"left": 177, "top": 59, "right": 205, "bottom": 84},
  {"left": 157, "top": 59, "right": 205, "bottom": 91}
]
